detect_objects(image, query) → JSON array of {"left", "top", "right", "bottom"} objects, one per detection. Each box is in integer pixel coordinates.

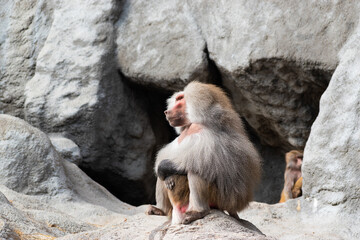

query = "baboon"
[
  {"left": 279, "top": 150, "right": 303, "bottom": 203},
  {"left": 147, "top": 82, "right": 262, "bottom": 224}
]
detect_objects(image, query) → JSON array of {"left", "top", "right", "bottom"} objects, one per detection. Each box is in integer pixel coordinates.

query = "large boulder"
[
  {"left": 0, "top": 0, "right": 52, "bottom": 118},
  {"left": 303, "top": 23, "right": 360, "bottom": 216},
  {"left": 0, "top": 114, "right": 68, "bottom": 195},
  {"left": 244, "top": 21, "right": 360, "bottom": 239},
  {"left": 116, "top": 0, "right": 209, "bottom": 90}
]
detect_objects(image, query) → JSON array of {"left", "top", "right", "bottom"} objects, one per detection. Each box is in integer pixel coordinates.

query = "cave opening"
[
  {"left": 79, "top": 76, "right": 177, "bottom": 207},
  {"left": 79, "top": 59, "right": 334, "bottom": 207},
  {"left": 238, "top": 59, "right": 334, "bottom": 204}
]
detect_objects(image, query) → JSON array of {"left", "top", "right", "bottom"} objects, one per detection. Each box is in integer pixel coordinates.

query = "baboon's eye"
[{"left": 176, "top": 94, "right": 184, "bottom": 101}]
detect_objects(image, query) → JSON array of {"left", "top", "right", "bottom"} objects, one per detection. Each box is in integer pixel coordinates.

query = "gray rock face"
[
  {"left": 117, "top": 0, "right": 209, "bottom": 91},
  {"left": 22, "top": 0, "right": 157, "bottom": 204},
  {"left": 242, "top": 201, "right": 359, "bottom": 240},
  {"left": 187, "top": 0, "right": 357, "bottom": 149},
  {"left": 0, "top": 114, "right": 68, "bottom": 195},
  {"left": 0, "top": 0, "right": 53, "bottom": 117},
  {"left": 303, "top": 23, "right": 360, "bottom": 215},
  {"left": 49, "top": 134, "right": 82, "bottom": 165}
]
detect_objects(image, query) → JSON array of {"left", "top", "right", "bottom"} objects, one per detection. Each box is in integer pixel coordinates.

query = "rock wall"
[
  {"left": 20, "top": 0, "right": 160, "bottom": 205},
  {"left": 303, "top": 22, "right": 360, "bottom": 216},
  {"left": 0, "top": 0, "right": 53, "bottom": 117},
  {"left": 116, "top": 0, "right": 209, "bottom": 90},
  {"left": 0, "top": 1, "right": 359, "bottom": 238}
]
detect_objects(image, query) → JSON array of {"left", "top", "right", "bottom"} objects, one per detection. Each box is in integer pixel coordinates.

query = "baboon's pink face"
[{"left": 165, "top": 92, "right": 190, "bottom": 127}]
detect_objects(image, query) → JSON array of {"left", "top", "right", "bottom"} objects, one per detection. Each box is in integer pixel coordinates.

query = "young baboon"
[{"left": 279, "top": 150, "right": 303, "bottom": 203}]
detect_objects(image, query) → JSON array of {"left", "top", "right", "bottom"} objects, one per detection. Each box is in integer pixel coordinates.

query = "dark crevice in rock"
[
  {"left": 80, "top": 166, "right": 154, "bottom": 206},
  {"left": 80, "top": 71, "right": 175, "bottom": 206},
  {"left": 119, "top": 71, "right": 177, "bottom": 149},
  {"left": 203, "top": 44, "right": 237, "bottom": 106},
  {"left": 203, "top": 44, "right": 225, "bottom": 89},
  {"left": 120, "top": 73, "right": 177, "bottom": 205}
]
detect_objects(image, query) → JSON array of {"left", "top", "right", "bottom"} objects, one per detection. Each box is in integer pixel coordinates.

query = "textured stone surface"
[
  {"left": 0, "top": 114, "right": 67, "bottom": 195},
  {"left": 187, "top": 0, "right": 357, "bottom": 149},
  {"left": 303, "top": 22, "right": 360, "bottom": 216},
  {"left": 58, "top": 209, "right": 273, "bottom": 240},
  {"left": 49, "top": 134, "right": 82, "bottom": 165},
  {"left": 116, "top": 0, "right": 208, "bottom": 91},
  {"left": 22, "top": 0, "right": 157, "bottom": 205},
  {"left": 241, "top": 201, "right": 359, "bottom": 240},
  {"left": 0, "top": 0, "right": 53, "bottom": 117}
]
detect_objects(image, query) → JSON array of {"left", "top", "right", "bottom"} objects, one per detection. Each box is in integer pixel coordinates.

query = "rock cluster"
[{"left": 0, "top": 0, "right": 359, "bottom": 239}]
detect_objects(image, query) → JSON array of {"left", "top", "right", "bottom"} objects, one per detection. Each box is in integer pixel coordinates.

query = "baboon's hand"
[{"left": 165, "top": 176, "right": 175, "bottom": 190}]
